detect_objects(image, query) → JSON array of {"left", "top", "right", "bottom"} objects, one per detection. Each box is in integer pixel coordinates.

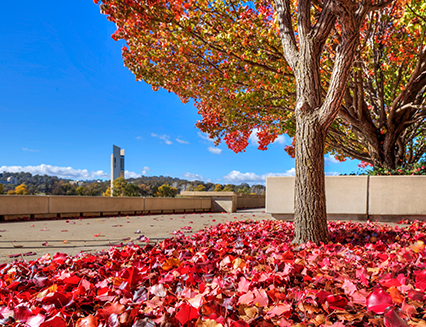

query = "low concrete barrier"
[
  {"left": 0, "top": 195, "right": 49, "bottom": 215},
  {"left": 236, "top": 194, "right": 265, "bottom": 210},
  {"left": 0, "top": 195, "right": 211, "bottom": 221},
  {"left": 145, "top": 197, "right": 210, "bottom": 213},
  {"left": 266, "top": 175, "right": 426, "bottom": 221},
  {"left": 49, "top": 196, "right": 145, "bottom": 214},
  {"left": 369, "top": 176, "right": 426, "bottom": 219},
  {"left": 180, "top": 192, "right": 265, "bottom": 213}
]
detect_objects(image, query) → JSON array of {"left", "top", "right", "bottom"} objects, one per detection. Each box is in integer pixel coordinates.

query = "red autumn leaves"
[{"left": 1, "top": 219, "right": 426, "bottom": 326}]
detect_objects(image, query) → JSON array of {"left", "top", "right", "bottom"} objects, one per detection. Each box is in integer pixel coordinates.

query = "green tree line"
[{"left": 0, "top": 172, "right": 265, "bottom": 196}]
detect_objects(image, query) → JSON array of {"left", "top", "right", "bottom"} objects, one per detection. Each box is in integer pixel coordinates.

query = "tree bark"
[{"left": 293, "top": 110, "right": 330, "bottom": 244}]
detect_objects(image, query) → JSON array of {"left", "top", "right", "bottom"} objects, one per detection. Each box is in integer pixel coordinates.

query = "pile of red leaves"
[{"left": 2, "top": 220, "right": 426, "bottom": 327}]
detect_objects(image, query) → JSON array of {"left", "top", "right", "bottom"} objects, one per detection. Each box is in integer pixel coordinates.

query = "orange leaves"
[
  {"left": 76, "top": 315, "right": 98, "bottom": 327},
  {"left": 162, "top": 257, "right": 181, "bottom": 270},
  {"left": 411, "top": 240, "right": 425, "bottom": 253},
  {"left": 387, "top": 287, "right": 404, "bottom": 304}
]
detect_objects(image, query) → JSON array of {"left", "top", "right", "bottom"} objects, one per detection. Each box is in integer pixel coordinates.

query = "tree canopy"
[{"left": 98, "top": 0, "right": 425, "bottom": 169}]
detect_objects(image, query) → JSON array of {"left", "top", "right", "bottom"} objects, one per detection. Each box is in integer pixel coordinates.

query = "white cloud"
[
  {"left": 274, "top": 135, "right": 286, "bottom": 145},
  {"left": 0, "top": 164, "right": 109, "bottom": 180},
  {"left": 325, "top": 171, "right": 340, "bottom": 176},
  {"left": 198, "top": 132, "right": 215, "bottom": 142},
  {"left": 249, "top": 129, "right": 286, "bottom": 147},
  {"left": 248, "top": 129, "right": 261, "bottom": 146},
  {"left": 223, "top": 169, "right": 295, "bottom": 184},
  {"left": 183, "top": 172, "right": 205, "bottom": 181},
  {"left": 325, "top": 154, "right": 340, "bottom": 165},
  {"left": 142, "top": 166, "right": 151, "bottom": 175},
  {"left": 208, "top": 146, "right": 222, "bottom": 154},
  {"left": 0, "top": 164, "right": 143, "bottom": 180},
  {"left": 176, "top": 138, "right": 189, "bottom": 144},
  {"left": 151, "top": 133, "right": 172, "bottom": 145},
  {"left": 125, "top": 170, "right": 140, "bottom": 179},
  {"left": 23, "top": 148, "right": 39, "bottom": 152},
  {"left": 136, "top": 136, "right": 143, "bottom": 140}
]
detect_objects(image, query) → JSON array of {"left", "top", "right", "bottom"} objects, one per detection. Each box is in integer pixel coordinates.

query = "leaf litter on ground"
[{"left": 1, "top": 220, "right": 426, "bottom": 326}]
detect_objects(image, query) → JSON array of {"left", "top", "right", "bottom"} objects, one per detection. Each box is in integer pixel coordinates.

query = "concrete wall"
[
  {"left": 236, "top": 194, "right": 265, "bottom": 210},
  {"left": 49, "top": 196, "right": 145, "bottom": 213},
  {"left": 369, "top": 176, "right": 426, "bottom": 218},
  {"left": 145, "top": 197, "right": 210, "bottom": 212},
  {"left": 266, "top": 176, "right": 420, "bottom": 220},
  {"left": 0, "top": 195, "right": 211, "bottom": 220},
  {"left": 0, "top": 195, "right": 49, "bottom": 215},
  {"left": 181, "top": 191, "right": 265, "bottom": 213}
]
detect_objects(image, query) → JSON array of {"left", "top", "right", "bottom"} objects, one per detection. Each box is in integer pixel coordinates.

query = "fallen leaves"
[{"left": 1, "top": 220, "right": 426, "bottom": 326}]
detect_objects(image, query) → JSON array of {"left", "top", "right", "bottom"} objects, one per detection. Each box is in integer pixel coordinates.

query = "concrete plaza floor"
[{"left": 0, "top": 209, "right": 272, "bottom": 264}]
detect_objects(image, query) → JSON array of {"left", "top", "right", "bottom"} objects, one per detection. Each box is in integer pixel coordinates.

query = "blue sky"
[{"left": 0, "top": 1, "right": 361, "bottom": 185}]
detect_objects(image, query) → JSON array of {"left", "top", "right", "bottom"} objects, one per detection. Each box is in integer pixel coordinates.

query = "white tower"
[{"left": 111, "top": 145, "right": 125, "bottom": 196}]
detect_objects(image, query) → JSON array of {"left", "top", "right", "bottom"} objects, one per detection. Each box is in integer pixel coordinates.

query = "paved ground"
[{"left": 0, "top": 209, "right": 272, "bottom": 264}]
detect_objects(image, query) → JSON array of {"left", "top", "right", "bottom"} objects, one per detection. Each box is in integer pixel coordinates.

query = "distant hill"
[{"left": 0, "top": 171, "right": 265, "bottom": 196}]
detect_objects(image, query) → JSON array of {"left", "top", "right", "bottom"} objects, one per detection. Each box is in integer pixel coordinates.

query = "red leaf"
[
  {"left": 96, "top": 302, "right": 125, "bottom": 319},
  {"left": 316, "top": 290, "right": 331, "bottom": 304},
  {"left": 230, "top": 322, "right": 250, "bottom": 327},
  {"left": 401, "top": 300, "right": 417, "bottom": 319},
  {"left": 41, "top": 292, "right": 70, "bottom": 308},
  {"left": 384, "top": 308, "right": 409, "bottom": 327},
  {"left": 415, "top": 270, "right": 426, "bottom": 291},
  {"left": 326, "top": 295, "right": 348, "bottom": 309},
  {"left": 52, "top": 252, "right": 68, "bottom": 265},
  {"left": 407, "top": 290, "right": 424, "bottom": 301},
  {"left": 282, "top": 250, "right": 294, "bottom": 263},
  {"left": 176, "top": 303, "right": 199, "bottom": 325},
  {"left": 40, "top": 315, "right": 67, "bottom": 327},
  {"left": 14, "top": 306, "right": 32, "bottom": 322},
  {"left": 366, "top": 289, "right": 393, "bottom": 314}
]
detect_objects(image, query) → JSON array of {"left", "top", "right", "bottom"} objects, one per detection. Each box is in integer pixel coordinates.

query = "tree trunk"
[{"left": 293, "top": 111, "right": 330, "bottom": 244}]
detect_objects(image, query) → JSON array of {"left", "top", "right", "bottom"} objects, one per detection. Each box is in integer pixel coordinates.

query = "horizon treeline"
[{"left": 0, "top": 171, "right": 265, "bottom": 196}]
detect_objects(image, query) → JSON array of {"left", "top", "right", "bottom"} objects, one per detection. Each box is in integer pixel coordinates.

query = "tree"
[
  {"left": 157, "top": 184, "right": 178, "bottom": 197},
  {"left": 237, "top": 186, "right": 251, "bottom": 194},
  {"left": 194, "top": 184, "right": 206, "bottom": 192},
  {"left": 112, "top": 177, "right": 128, "bottom": 197},
  {"left": 102, "top": 187, "right": 111, "bottom": 197},
  {"left": 0, "top": 183, "right": 3, "bottom": 194},
  {"left": 76, "top": 186, "right": 85, "bottom": 196},
  {"left": 312, "top": 2, "right": 426, "bottom": 170},
  {"left": 222, "top": 184, "right": 235, "bottom": 192},
  {"left": 97, "top": 0, "right": 395, "bottom": 243},
  {"left": 138, "top": 183, "right": 152, "bottom": 196},
  {"left": 15, "top": 183, "right": 28, "bottom": 195},
  {"left": 124, "top": 183, "right": 140, "bottom": 196},
  {"left": 213, "top": 184, "right": 223, "bottom": 192}
]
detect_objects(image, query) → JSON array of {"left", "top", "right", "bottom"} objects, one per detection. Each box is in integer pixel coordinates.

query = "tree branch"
[
  {"left": 274, "top": 0, "right": 299, "bottom": 69},
  {"left": 319, "top": 0, "right": 359, "bottom": 129},
  {"left": 311, "top": 0, "right": 336, "bottom": 48},
  {"left": 298, "top": 0, "right": 312, "bottom": 40}
]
